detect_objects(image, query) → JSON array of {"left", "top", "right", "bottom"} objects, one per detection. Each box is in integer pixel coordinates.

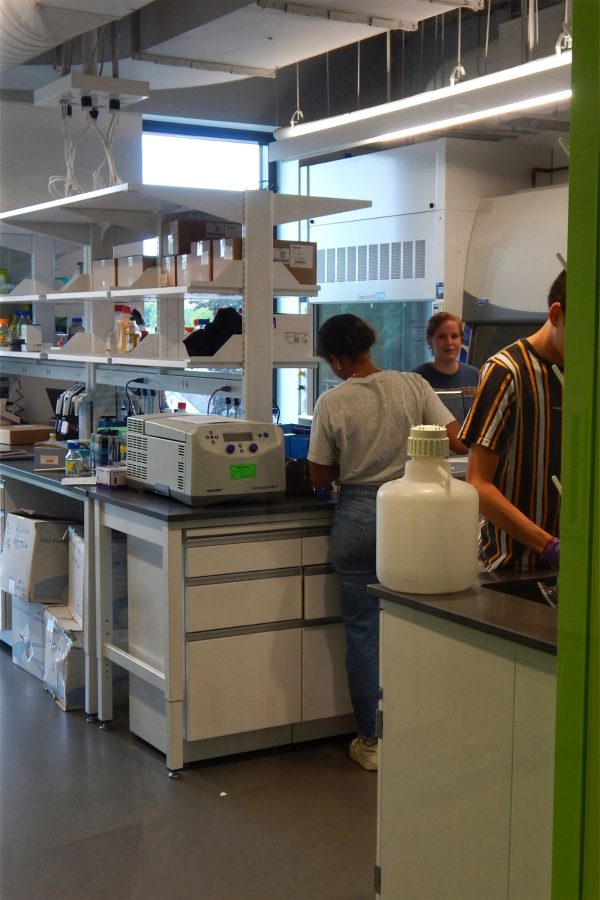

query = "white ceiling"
[{"left": 0, "top": 0, "right": 482, "bottom": 93}]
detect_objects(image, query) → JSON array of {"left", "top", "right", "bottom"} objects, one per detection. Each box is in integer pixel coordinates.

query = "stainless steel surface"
[{"left": 482, "top": 574, "right": 558, "bottom": 606}]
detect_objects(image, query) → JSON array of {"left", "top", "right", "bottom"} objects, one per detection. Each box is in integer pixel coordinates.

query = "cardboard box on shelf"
[
  {"left": 12, "top": 596, "right": 46, "bottom": 681},
  {"left": 212, "top": 237, "right": 243, "bottom": 279},
  {"left": 177, "top": 240, "right": 212, "bottom": 285},
  {"left": 91, "top": 258, "right": 117, "bottom": 290},
  {"left": 0, "top": 512, "right": 72, "bottom": 602},
  {"left": 160, "top": 255, "right": 177, "bottom": 287},
  {"left": 162, "top": 216, "right": 241, "bottom": 256},
  {"left": 0, "top": 424, "right": 53, "bottom": 445},
  {"left": 116, "top": 255, "right": 156, "bottom": 288},
  {"left": 273, "top": 240, "right": 317, "bottom": 285},
  {"left": 272, "top": 313, "right": 312, "bottom": 361}
]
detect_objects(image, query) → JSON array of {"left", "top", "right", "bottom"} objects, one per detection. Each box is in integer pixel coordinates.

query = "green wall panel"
[{"left": 552, "top": 1, "right": 600, "bottom": 897}]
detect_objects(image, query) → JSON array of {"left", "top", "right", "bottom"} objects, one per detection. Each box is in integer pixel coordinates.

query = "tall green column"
[{"left": 552, "top": 1, "right": 600, "bottom": 897}]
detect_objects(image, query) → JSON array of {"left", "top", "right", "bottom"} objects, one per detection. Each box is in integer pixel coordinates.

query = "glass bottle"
[
  {"left": 124, "top": 316, "right": 141, "bottom": 352},
  {"left": 115, "top": 304, "right": 132, "bottom": 353},
  {"left": 64, "top": 440, "right": 83, "bottom": 477},
  {"left": 0, "top": 318, "right": 9, "bottom": 347},
  {"left": 15, "top": 309, "right": 32, "bottom": 339}
]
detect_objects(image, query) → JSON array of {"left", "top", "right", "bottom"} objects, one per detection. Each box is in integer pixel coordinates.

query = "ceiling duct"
[{"left": 0, "top": 0, "right": 152, "bottom": 75}]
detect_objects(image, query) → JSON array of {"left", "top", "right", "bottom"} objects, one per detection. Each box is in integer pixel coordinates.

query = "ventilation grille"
[
  {"left": 126, "top": 434, "right": 148, "bottom": 480},
  {"left": 177, "top": 444, "right": 185, "bottom": 492},
  {"left": 317, "top": 240, "right": 426, "bottom": 284}
]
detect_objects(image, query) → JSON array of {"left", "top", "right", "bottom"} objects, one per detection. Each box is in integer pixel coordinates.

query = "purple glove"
[{"left": 541, "top": 537, "right": 560, "bottom": 569}]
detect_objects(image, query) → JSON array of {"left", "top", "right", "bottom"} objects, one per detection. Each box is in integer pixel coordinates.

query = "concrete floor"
[{"left": 0, "top": 643, "right": 377, "bottom": 900}]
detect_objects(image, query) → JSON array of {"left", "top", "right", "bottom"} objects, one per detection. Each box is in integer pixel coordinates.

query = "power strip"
[{"left": 34, "top": 73, "right": 149, "bottom": 109}]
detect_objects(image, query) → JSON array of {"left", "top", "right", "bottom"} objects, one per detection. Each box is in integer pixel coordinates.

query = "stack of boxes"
[
  {"left": 90, "top": 212, "right": 317, "bottom": 290},
  {"left": 0, "top": 512, "right": 127, "bottom": 711}
]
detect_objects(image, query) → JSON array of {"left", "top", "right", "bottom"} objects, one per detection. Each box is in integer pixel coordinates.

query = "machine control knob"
[
  {"left": 225, "top": 444, "right": 236, "bottom": 454},
  {"left": 249, "top": 443, "right": 258, "bottom": 453}
]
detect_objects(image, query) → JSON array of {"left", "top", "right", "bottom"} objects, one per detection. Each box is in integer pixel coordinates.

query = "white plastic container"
[{"left": 376, "top": 425, "right": 479, "bottom": 594}]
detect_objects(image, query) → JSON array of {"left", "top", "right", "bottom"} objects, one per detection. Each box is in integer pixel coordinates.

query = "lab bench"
[
  {"left": 0, "top": 456, "right": 353, "bottom": 772},
  {"left": 369, "top": 574, "right": 557, "bottom": 900},
  {"left": 92, "top": 486, "right": 353, "bottom": 773}
]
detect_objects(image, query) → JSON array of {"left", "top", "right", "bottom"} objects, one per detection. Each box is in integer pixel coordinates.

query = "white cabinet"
[
  {"left": 0, "top": 183, "right": 370, "bottom": 421},
  {"left": 186, "top": 628, "right": 302, "bottom": 741},
  {"left": 376, "top": 601, "right": 556, "bottom": 900}
]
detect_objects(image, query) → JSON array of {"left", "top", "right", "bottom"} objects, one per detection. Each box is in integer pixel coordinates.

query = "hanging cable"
[
  {"left": 433, "top": 16, "right": 438, "bottom": 90},
  {"left": 483, "top": 0, "right": 492, "bottom": 75},
  {"left": 440, "top": 14, "right": 445, "bottom": 89},
  {"left": 386, "top": 31, "right": 391, "bottom": 102},
  {"left": 555, "top": 0, "right": 573, "bottom": 53},
  {"left": 450, "top": 8, "right": 466, "bottom": 86},
  {"left": 527, "top": 0, "right": 539, "bottom": 53},
  {"left": 401, "top": 30, "right": 405, "bottom": 98},
  {"left": 356, "top": 41, "right": 361, "bottom": 110},
  {"left": 90, "top": 104, "right": 123, "bottom": 189},
  {"left": 290, "top": 62, "right": 304, "bottom": 126},
  {"left": 48, "top": 99, "right": 91, "bottom": 197}
]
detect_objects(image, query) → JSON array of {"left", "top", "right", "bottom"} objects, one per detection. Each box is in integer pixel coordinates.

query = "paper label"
[
  {"left": 289, "top": 244, "right": 313, "bottom": 268},
  {"left": 39, "top": 454, "right": 60, "bottom": 465}
]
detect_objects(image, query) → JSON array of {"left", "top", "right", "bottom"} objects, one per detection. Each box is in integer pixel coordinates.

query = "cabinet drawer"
[
  {"left": 186, "top": 628, "right": 301, "bottom": 740},
  {"left": 302, "top": 534, "right": 331, "bottom": 566},
  {"left": 304, "top": 570, "right": 340, "bottom": 620},
  {"left": 185, "top": 537, "right": 301, "bottom": 578},
  {"left": 302, "top": 624, "right": 352, "bottom": 721},
  {"left": 186, "top": 574, "right": 302, "bottom": 632}
]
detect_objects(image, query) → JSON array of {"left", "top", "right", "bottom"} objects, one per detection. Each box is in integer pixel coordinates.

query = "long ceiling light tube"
[
  {"left": 367, "top": 89, "right": 571, "bottom": 144},
  {"left": 270, "top": 51, "right": 571, "bottom": 161}
]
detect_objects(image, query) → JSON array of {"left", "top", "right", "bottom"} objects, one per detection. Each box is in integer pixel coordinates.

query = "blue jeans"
[{"left": 330, "top": 484, "right": 380, "bottom": 738}]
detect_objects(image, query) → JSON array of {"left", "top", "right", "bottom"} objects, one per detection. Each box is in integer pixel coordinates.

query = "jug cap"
[{"left": 407, "top": 424, "right": 449, "bottom": 458}]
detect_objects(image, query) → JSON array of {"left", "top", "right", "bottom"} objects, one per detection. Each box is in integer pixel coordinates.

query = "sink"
[{"left": 482, "top": 575, "right": 558, "bottom": 606}]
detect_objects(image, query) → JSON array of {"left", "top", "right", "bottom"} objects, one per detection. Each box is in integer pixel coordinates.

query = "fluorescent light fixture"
[{"left": 270, "top": 51, "right": 571, "bottom": 162}]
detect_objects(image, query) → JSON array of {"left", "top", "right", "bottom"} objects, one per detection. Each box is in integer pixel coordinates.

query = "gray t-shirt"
[{"left": 308, "top": 370, "right": 455, "bottom": 485}]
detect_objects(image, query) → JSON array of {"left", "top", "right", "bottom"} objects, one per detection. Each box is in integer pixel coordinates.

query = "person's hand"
[{"left": 541, "top": 537, "right": 560, "bottom": 569}]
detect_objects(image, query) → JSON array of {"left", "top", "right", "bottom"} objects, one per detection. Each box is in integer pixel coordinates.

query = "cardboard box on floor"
[
  {"left": 12, "top": 596, "right": 47, "bottom": 680},
  {"left": 0, "top": 512, "right": 74, "bottom": 602},
  {"left": 67, "top": 528, "right": 128, "bottom": 629},
  {"left": 43, "top": 608, "right": 84, "bottom": 710},
  {"left": 44, "top": 607, "right": 128, "bottom": 711}
]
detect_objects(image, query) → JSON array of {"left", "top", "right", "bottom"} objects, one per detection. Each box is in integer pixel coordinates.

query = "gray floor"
[{"left": 0, "top": 643, "right": 377, "bottom": 900}]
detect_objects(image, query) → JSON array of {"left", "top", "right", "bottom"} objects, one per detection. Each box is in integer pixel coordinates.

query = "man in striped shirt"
[{"left": 459, "top": 270, "right": 565, "bottom": 571}]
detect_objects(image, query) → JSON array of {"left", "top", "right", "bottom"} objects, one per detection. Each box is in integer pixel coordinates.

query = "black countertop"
[
  {"left": 0, "top": 456, "right": 334, "bottom": 522},
  {"left": 369, "top": 571, "right": 558, "bottom": 655}
]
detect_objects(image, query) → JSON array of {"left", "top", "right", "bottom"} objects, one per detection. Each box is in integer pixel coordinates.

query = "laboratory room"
[{"left": 0, "top": 1, "right": 597, "bottom": 898}]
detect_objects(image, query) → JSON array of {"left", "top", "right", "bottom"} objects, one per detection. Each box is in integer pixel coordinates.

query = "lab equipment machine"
[{"left": 126, "top": 413, "right": 286, "bottom": 506}]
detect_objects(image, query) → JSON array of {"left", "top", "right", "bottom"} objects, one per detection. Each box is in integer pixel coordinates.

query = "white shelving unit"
[{"left": 0, "top": 183, "right": 370, "bottom": 421}]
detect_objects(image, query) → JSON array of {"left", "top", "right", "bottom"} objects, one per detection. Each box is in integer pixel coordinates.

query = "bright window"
[
  {"left": 142, "top": 132, "right": 262, "bottom": 191},
  {"left": 140, "top": 125, "right": 266, "bottom": 413}
]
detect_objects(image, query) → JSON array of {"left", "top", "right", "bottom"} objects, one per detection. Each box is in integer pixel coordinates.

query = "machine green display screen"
[{"left": 230, "top": 464, "right": 257, "bottom": 480}]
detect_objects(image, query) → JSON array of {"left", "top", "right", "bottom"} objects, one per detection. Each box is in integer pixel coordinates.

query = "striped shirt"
[{"left": 458, "top": 339, "right": 563, "bottom": 571}]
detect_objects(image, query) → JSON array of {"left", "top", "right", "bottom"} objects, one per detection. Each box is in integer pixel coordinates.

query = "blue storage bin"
[{"left": 279, "top": 424, "right": 311, "bottom": 460}]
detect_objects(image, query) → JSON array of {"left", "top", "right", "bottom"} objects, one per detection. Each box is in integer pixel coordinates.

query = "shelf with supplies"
[{"left": 0, "top": 183, "right": 371, "bottom": 420}]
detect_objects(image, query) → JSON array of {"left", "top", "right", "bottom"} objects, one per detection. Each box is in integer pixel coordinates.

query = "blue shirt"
[{"left": 412, "top": 362, "right": 480, "bottom": 390}]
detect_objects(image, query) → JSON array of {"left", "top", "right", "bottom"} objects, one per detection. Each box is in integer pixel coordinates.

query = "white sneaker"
[{"left": 349, "top": 735, "right": 378, "bottom": 771}]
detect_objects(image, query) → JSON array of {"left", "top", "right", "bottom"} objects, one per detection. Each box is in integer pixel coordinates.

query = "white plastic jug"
[{"left": 376, "top": 425, "right": 479, "bottom": 594}]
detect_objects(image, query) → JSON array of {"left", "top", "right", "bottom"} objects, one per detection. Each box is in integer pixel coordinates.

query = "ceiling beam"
[
  {"left": 131, "top": 51, "right": 276, "bottom": 79},
  {"left": 256, "top": 0, "right": 419, "bottom": 32}
]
